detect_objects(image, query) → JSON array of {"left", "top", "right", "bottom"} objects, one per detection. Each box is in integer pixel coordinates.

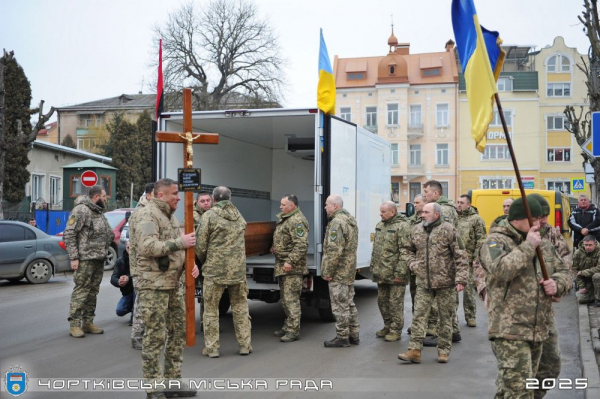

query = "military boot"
[
  {"left": 280, "top": 334, "right": 299, "bottom": 343},
  {"left": 349, "top": 335, "right": 360, "bottom": 345},
  {"left": 239, "top": 345, "right": 253, "bottom": 355},
  {"left": 82, "top": 323, "right": 104, "bottom": 334},
  {"left": 324, "top": 337, "right": 350, "bottom": 348},
  {"left": 69, "top": 326, "right": 85, "bottom": 338},
  {"left": 273, "top": 329, "right": 286, "bottom": 337},
  {"left": 437, "top": 353, "right": 449, "bottom": 363},
  {"left": 131, "top": 339, "right": 142, "bottom": 350},
  {"left": 163, "top": 380, "right": 197, "bottom": 398},
  {"left": 375, "top": 327, "right": 389, "bottom": 338},
  {"left": 452, "top": 333, "right": 462, "bottom": 343},
  {"left": 423, "top": 336, "right": 438, "bottom": 347},
  {"left": 466, "top": 319, "right": 477, "bottom": 327},
  {"left": 397, "top": 349, "right": 421, "bottom": 363},
  {"left": 384, "top": 332, "right": 400, "bottom": 342},
  {"left": 202, "top": 348, "right": 220, "bottom": 358}
]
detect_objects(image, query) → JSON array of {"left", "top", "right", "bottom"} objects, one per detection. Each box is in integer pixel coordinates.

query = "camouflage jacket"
[
  {"left": 370, "top": 213, "right": 411, "bottom": 284},
  {"left": 573, "top": 246, "right": 600, "bottom": 287},
  {"left": 63, "top": 195, "right": 114, "bottom": 261},
  {"left": 193, "top": 204, "right": 206, "bottom": 228},
  {"left": 128, "top": 196, "right": 149, "bottom": 278},
  {"left": 457, "top": 206, "right": 487, "bottom": 263},
  {"left": 273, "top": 208, "right": 309, "bottom": 277},
  {"left": 490, "top": 214, "right": 507, "bottom": 230},
  {"left": 542, "top": 225, "right": 572, "bottom": 272},
  {"left": 195, "top": 200, "right": 247, "bottom": 285},
  {"left": 404, "top": 218, "right": 469, "bottom": 289},
  {"left": 408, "top": 213, "right": 422, "bottom": 226},
  {"left": 135, "top": 199, "right": 186, "bottom": 290},
  {"left": 479, "top": 218, "right": 572, "bottom": 342},
  {"left": 436, "top": 196, "right": 458, "bottom": 227},
  {"left": 321, "top": 209, "right": 359, "bottom": 284}
]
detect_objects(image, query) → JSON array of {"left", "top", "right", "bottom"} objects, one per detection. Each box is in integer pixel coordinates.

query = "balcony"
[
  {"left": 407, "top": 124, "right": 424, "bottom": 140},
  {"left": 363, "top": 125, "right": 378, "bottom": 134}
]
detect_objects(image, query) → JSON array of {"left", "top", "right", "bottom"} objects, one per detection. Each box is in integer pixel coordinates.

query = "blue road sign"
[{"left": 593, "top": 112, "right": 600, "bottom": 156}]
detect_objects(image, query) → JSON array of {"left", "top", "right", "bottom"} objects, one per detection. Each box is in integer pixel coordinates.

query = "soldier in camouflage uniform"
[
  {"left": 479, "top": 196, "right": 571, "bottom": 399},
  {"left": 371, "top": 201, "right": 410, "bottom": 342},
  {"left": 321, "top": 194, "right": 360, "bottom": 348},
  {"left": 408, "top": 194, "right": 425, "bottom": 319},
  {"left": 193, "top": 192, "right": 212, "bottom": 228},
  {"left": 573, "top": 235, "right": 600, "bottom": 305},
  {"left": 135, "top": 178, "right": 198, "bottom": 399},
  {"left": 398, "top": 202, "right": 469, "bottom": 364},
  {"left": 64, "top": 185, "right": 114, "bottom": 338},
  {"left": 129, "top": 182, "right": 154, "bottom": 350},
  {"left": 456, "top": 194, "right": 487, "bottom": 328},
  {"left": 272, "top": 194, "right": 309, "bottom": 343},
  {"left": 195, "top": 186, "right": 252, "bottom": 358},
  {"left": 422, "top": 180, "right": 461, "bottom": 344}
]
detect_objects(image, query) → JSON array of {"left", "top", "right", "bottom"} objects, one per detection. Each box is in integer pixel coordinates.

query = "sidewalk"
[{"left": 580, "top": 301, "right": 600, "bottom": 398}]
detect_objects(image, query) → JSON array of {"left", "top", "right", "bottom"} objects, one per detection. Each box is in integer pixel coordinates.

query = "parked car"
[
  {"left": 0, "top": 220, "right": 70, "bottom": 284},
  {"left": 118, "top": 221, "right": 129, "bottom": 258},
  {"left": 57, "top": 208, "right": 133, "bottom": 271}
]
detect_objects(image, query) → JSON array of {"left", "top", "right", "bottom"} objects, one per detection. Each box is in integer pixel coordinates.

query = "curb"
[{"left": 578, "top": 303, "right": 600, "bottom": 398}]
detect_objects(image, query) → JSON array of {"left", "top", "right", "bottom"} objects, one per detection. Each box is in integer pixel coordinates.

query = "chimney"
[
  {"left": 445, "top": 39, "right": 455, "bottom": 52},
  {"left": 396, "top": 43, "right": 410, "bottom": 55}
]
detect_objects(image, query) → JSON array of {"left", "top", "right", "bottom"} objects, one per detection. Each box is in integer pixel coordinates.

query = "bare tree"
[{"left": 153, "top": 0, "right": 284, "bottom": 111}]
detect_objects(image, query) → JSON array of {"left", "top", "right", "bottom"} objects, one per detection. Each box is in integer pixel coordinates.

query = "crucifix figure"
[{"left": 155, "top": 88, "right": 219, "bottom": 346}]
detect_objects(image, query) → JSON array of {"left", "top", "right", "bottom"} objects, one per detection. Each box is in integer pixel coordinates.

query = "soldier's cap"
[
  {"left": 507, "top": 195, "right": 543, "bottom": 221},
  {"left": 528, "top": 193, "right": 550, "bottom": 216}
]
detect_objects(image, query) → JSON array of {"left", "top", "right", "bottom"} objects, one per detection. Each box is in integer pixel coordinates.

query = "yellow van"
[{"left": 468, "top": 189, "right": 572, "bottom": 250}]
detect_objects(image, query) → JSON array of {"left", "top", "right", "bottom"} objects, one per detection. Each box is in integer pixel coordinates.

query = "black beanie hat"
[
  {"left": 507, "top": 195, "right": 543, "bottom": 221},
  {"left": 528, "top": 193, "right": 550, "bottom": 216}
]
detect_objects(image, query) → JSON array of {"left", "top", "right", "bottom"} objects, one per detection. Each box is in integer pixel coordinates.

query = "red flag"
[{"left": 156, "top": 39, "right": 164, "bottom": 120}]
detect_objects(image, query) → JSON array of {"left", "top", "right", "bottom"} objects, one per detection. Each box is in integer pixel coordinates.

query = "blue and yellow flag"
[
  {"left": 317, "top": 29, "right": 336, "bottom": 115},
  {"left": 452, "top": 0, "right": 505, "bottom": 153}
]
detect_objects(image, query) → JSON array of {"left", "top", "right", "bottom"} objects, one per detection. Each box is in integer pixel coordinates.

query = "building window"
[
  {"left": 391, "top": 182, "right": 400, "bottom": 203},
  {"left": 547, "top": 83, "right": 571, "bottom": 97},
  {"left": 482, "top": 178, "right": 513, "bottom": 189},
  {"left": 347, "top": 73, "right": 364, "bottom": 80},
  {"left": 482, "top": 144, "right": 510, "bottom": 160},
  {"left": 50, "top": 176, "right": 61, "bottom": 206},
  {"left": 436, "top": 143, "right": 449, "bottom": 166},
  {"left": 77, "top": 137, "right": 97, "bottom": 152},
  {"left": 409, "top": 144, "right": 421, "bottom": 166},
  {"left": 547, "top": 181, "right": 571, "bottom": 194},
  {"left": 547, "top": 148, "right": 571, "bottom": 162},
  {"left": 366, "top": 106, "right": 377, "bottom": 128},
  {"left": 414, "top": 90, "right": 419, "bottom": 95},
  {"left": 70, "top": 176, "right": 86, "bottom": 197},
  {"left": 490, "top": 110, "right": 513, "bottom": 127},
  {"left": 441, "top": 182, "right": 448, "bottom": 197},
  {"left": 409, "top": 183, "right": 421, "bottom": 201},
  {"left": 497, "top": 77, "right": 513, "bottom": 92},
  {"left": 409, "top": 105, "right": 422, "bottom": 127},
  {"left": 391, "top": 143, "right": 399, "bottom": 165},
  {"left": 436, "top": 104, "right": 449, "bottom": 127},
  {"left": 424, "top": 69, "right": 440, "bottom": 76},
  {"left": 547, "top": 54, "right": 571, "bottom": 73},
  {"left": 31, "top": 174, "right": 44, "bottom": 202},
  {"left": 101, "top": 176, "right": 112, "bottom": 197},
  {"left": 389, "top": 65, "right": 396, "bottom": 75},
  {"left": 340, "top": 107, "right": 352, "bottom": 121},
  {"left": 547, "top": 115, "right": 568, "bottom": 130},
  {"left": 387, "top": 104, "right": 399, "bottom": 126}
]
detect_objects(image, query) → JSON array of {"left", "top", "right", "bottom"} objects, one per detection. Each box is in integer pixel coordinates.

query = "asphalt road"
[{"left": 0, "top": 271, "right": 584, "bottom": 399}]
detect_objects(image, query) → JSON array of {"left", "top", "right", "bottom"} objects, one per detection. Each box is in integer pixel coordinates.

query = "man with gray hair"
[
  {"left": 322, "top": 194, "right": 360, "bottom": 347},
  {"left": 569, "top": 194, "right": 600, "bottom": 248},
  {"left": 398, "top": 202, "right": 468, "bottom": 364},
  {"left": 196, "top": 186, "right": 252, "bottom": 357}
]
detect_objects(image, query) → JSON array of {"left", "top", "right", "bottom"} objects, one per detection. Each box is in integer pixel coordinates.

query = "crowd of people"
[{"left": 63, "top": 179, "right": 599, "bottom": 398}]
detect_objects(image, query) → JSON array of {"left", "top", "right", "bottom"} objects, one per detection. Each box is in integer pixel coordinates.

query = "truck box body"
[{"left": 156, "top": 108, "right": 391, "bottom": 317}]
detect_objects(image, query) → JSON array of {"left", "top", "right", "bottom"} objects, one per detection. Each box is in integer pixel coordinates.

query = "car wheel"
[
  {"left": 25, "top": 259, "right": 53, "bottom": 284},
  {"left": 104, "top": 246, "right": 117, "bottom": 271}
]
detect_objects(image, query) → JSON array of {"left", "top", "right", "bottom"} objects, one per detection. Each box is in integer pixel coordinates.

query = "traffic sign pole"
[{"left": 593, "top": 112, "right": 600, "bottom": 157}]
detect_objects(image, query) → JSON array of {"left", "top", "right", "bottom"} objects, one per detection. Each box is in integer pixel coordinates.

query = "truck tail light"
[
  {"left": 555, "top": 210, "right": 563, "bottom": 232},
  {"left": 304, "top": 276, "right": 313, "bottom": 291},
  {"left": 59, "top": 241, "right": 67, "bottom": 250}
]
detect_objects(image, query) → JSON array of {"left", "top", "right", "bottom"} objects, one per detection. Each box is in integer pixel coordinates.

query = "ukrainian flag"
[
  {"left": 317, "top": 29, "right": 336, "bottom": 115},
  {"left": 452, "top": 0, "right": 505, "bottom": 153}
]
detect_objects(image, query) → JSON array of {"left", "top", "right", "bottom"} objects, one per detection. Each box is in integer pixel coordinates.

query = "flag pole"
[{"left": 494, "top": 93, "right": 549, "bottom": 280}]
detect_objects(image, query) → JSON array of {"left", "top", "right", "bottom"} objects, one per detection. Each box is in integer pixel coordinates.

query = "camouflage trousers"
[
  {"left": 68, "top": 259, "right": 104, "bottom": 327},
  {"left": 377, "top": 283, "right": 406, "bottom": 335},
  {"left": 278, "top": 274, "right": 304, "bottom": 336},
  {"left": 329, "top": 282, "right": 359, "bottom": 340},
  {"left": 577, "top": 273, "right": 600, "bottom": 303},
  {"left": 408, "top": 286, "right": 455, "bottom": 355},
  {"left": 203, "top": 279, "right": 251, "bottom": 351},
  {"left": 131, "top": 277, "right": 145, "bottom": 342},
  {"left": 491, "top": 338, "right": 543, "bottom": 399},
  {"left": 533, "top": 318, "right": 561, "bottom": 399},
  {"left": 462, "top": 264, "right": 477, "bottom": 322},
  {"left": 139, "top": 288, "right": 185, "bottom": 391}
]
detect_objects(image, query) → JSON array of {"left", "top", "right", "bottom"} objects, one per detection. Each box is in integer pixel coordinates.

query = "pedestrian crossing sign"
[{"left": 571, "top": 177, "right": 585, "bottom": 192}]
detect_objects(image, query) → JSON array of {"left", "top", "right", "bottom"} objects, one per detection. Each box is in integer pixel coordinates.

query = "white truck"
[{"left": 156, "top": 108, "right": 391, "bottom": 320}]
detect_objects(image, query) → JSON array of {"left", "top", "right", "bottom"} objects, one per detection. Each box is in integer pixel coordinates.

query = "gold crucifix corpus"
[{"left": 155, "top": 88, "right": 219, "bottom": 346}]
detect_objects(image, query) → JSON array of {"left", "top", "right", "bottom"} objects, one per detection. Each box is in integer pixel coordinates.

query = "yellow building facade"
[{"left": 459, "top": 37, "right": 589, "bottom": 198}]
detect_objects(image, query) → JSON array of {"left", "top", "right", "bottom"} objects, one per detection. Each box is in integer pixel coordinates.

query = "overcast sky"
[{"left": 0, "top": 0, "right": 589, "bottom": 121}]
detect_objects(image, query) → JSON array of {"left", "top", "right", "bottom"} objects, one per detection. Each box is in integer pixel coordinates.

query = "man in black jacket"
[
  {"left": 569, "top": 194, "right": 600, "bottom": 248},
  {"left": 110, "top": 241, "right": 134, "bottom": 324}
]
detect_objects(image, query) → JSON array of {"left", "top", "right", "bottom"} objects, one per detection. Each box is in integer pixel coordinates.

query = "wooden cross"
[{"left": 155, "top": 88, "right": 219, "bottom": 346}]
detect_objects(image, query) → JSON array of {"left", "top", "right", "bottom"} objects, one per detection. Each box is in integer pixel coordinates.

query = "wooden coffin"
[{"left": 245, "top": 221, "right": 276, "bottom": 257}]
